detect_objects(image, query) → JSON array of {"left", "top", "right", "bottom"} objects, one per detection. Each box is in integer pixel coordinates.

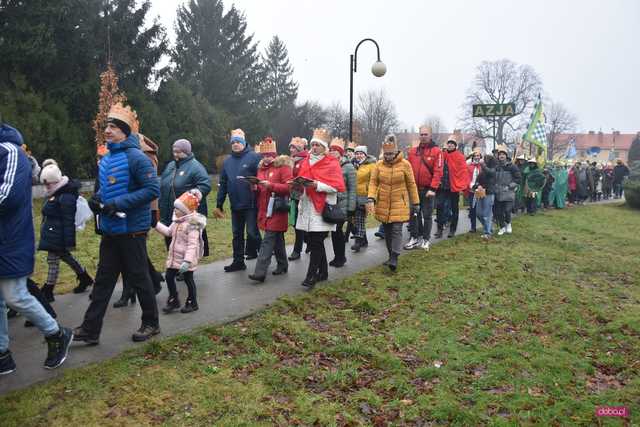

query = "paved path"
[{"left": 1, "top": 200, "right": 620, "bottom": 394}]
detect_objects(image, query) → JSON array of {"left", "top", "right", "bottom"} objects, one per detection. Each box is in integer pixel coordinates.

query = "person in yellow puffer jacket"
[{"left": 351, "top": 145, "right": 377, "bottom": 252}]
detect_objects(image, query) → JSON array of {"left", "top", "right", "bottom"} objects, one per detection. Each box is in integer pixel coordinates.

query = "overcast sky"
[{"left": 151, "top": 0, "right": 640, "bottom": 134}]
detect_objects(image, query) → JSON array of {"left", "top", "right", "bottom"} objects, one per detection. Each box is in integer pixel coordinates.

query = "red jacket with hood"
[{"left": 256, "top": 156, "right": 293, "bottom": 232}]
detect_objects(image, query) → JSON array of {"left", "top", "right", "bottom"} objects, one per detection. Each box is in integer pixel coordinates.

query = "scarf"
[
  {"left": 45, "top": 176, "right": 69, "bottom": 197},
  {"left": 297, "top": 155, "right": 346, "bottom": 213}
]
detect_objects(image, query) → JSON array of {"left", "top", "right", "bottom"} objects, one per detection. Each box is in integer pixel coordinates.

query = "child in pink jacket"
[{"left": 154, "top": 189, "right": 206, "bottom": 313}]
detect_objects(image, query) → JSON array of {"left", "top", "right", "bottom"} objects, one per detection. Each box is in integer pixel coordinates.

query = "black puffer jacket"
[
  {"left": 495, "top": 160, "right": 522, "bottom": 202},
  {"left": 474, "top": 157, "right": 497, "bottom": 195},
  {"left": 38, "top": 179, "right": 80, "bottom": 252}
]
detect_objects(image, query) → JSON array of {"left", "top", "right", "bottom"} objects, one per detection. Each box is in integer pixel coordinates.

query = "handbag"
[
  {"left": 272, "top": 195, "right": 290, "bottom": 213},
  {"left": 322, "top": 203, "right": 346, "bottom": 224}
]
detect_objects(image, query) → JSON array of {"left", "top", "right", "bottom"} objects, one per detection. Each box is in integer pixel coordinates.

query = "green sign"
[{"left": 472, "top": 103, "right": 516, "bottom": 118}]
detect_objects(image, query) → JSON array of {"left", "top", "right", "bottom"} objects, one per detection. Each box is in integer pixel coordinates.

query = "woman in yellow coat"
[{"left": 367, "top": 135, "right": 419, "bottom": 271}]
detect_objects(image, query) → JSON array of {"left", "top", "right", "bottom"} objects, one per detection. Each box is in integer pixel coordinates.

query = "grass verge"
[{"left": 5, "top": 203, "right": 639, "bottom": 425}]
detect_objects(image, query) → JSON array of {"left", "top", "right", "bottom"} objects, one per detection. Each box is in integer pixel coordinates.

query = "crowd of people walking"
[{"left": 0, "top": 103, "right": 631, "bottom": 376}]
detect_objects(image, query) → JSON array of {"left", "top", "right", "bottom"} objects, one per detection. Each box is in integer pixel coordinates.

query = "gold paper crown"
[
  {"left": 330, "top": 137, "right": 345, "bottom": 151},
  {"left": 257, "top": 137, "right": 277, "bottom": 154},
  {"left": 108, "top": 103, "right": 139, "bottom": 132},
  {"left": 311, "top": 128, "right": 331, "bottom": 145},
  {"left": 495, "top": 144, "right": 509, "bottom": 155},
  {"left": 347, "top": 141, "right": 357, "bottom": 150},
  {"left": 231, "top": 129, "right": 246, "bottom": 140},
  {"left": 382, "top": 134, "right": 398, "bottom": 153}
]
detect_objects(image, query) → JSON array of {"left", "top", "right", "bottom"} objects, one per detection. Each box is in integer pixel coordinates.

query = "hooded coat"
[
  {"left": 368, "top": 152, "right": 420, "bottom": 223},
  {"left": 38, "top": 179, "right": 81, "bottom": 252},
  {"left": 0, "top": 124, "right": 35, "bottom": 279},
  {"left": 158, "top": 212, "right": 207, "bottom": 271},
  {"left": 494, "top": 159, "right": 522, "bottom": 202}
]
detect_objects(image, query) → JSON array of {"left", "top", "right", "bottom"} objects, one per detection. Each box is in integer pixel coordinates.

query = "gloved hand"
[
  {"left": 179, "top": 261, "right": 191, "bottom": 274},
  {"left": 102, "top": 203, "right": 118, "bottom": 218},
  {"left": 151, "top": 210, "right": 159, "bottom": 227},
  {"left": 88, "top": 194, "right": 102, "bottom": 214},
  {"left": 213, "top": 207, "right": 225, "bottom": 219}
]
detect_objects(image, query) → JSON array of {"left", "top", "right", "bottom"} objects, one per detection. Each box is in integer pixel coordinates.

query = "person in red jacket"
[
  {"left": 248, "top": 138, "right": 293, "bottom": 282},
  {"left": 405, "top": 125, "right": 443, "bottom": 251},
  {"left": 435, "top": 136, "right": 470, "bottom": 238}
]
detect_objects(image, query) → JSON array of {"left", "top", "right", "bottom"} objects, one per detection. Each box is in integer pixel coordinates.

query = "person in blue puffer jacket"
[
  {"left": 214, "top": 129, "right": 262, "bottom": 272},
  {"left": 74, "top": 103, "right": 161, "bottom": 344},
  {"left": 0, "top": 123, "right": 74, "bottom": 375}
]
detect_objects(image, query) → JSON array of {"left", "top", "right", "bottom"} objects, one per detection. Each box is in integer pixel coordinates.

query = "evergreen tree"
[
  {"left": 172, "top": 0, "right": 261, "bottom": 116},
  {"left": 261, "top": 35, "right": 298, "bottom": 116}
]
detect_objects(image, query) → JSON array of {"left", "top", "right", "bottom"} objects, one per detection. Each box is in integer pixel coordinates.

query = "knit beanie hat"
[
  {"left": 174, "top": 189, "right": 203, "bottom": 215},
  {"left": 310, "top": 128, "right": 331, "bottom": 150},
  {"left": 41, "top": 158, "right": 58, "bottom": 168},
  {"left": 355, "top": 145, "right": 368, "bottom": 155},
  {"left": 40, "top": 163, "right": 62, "bottom": 184},
  {"left": 172, "top": 139, "right": 192, "bottom": 155}
]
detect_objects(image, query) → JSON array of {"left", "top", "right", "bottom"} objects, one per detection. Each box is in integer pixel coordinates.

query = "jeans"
[
  {"left": 0, "top": 276, "right": 59, "bottom": 352},
  {"left": 81, "top": 235, "right": 159, "bottom": 335},
  {"left": 253, "top": 231, "right": 288, "bottom": 277},
  {"left": 436, "top": 190, "right": 460, "bottom": 232},
  {"left": 305, "top": 232, "right": 328, "bottom": 280},
  {"left": 330, "top": 221, "right": 346, "bottom": 263},
  {"left": 409, "top": 189, "right": 436, "bottom": 240},
  {"left": 231, "top": 209, "right": 262, "bottom": 263},
  {"left": 466, "top": 194, "right": 477, "bottom": 231},
  {"left": 475, "top": 194, "right": 495, "bottom": 235},
  {"left": 495, "top": 200, "right": 513, "bottom": 228}
]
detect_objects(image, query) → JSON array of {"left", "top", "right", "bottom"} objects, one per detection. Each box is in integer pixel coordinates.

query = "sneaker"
[
  {"left": 481, "top": 234, "right": 492, "bottom": 240},
  {"left": 288, "top": 251, "right": 301, "bottom": 261},
  {"left": 44, "top": 327, "right": 73, "bottom": 369},
  {"left": 224, "top": 262, "right": 247, "bottom": 272},
  {"left": 403, "top": 237, "right": 420, "bottom": 250},
  {"left": 497, "top": 227, "right": 506, "bottom": 236},
  {"left": 73, "top": 326, "right": 100, "bottom": 345},
  {"left": 420, "top": 240, "right": 430, "bottom": 251},
  {"left": 0, "top": 350, "right": 16, "bottom": 375},
  {"left": 132, "top": 324, "right": 160, "bottom": 342},
  {"left": 248, "top": 274, "right": 266, "bottom": 283},
  {"left": 506, "top": 223, "right": 512, "bottom": 234}
]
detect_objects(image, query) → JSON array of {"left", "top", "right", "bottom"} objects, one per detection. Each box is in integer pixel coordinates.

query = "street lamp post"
[{"left": 349, "top": 38, "right": 386, "bottom": 142}]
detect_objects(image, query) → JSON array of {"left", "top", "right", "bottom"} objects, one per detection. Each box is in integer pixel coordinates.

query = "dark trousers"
[
  {"left": 383, "top": 222, "right": 403, "bottom": 256},
  {"left": 542, "top": 190, "right": 551, "bottom": 208},
  {"left": 292, "top": 200, "right": 307, "bottom": 254},
  {"left": 165, "top": 269, "right": 196, "bottom": 303},
  {"left": 253, "top": 231, "right": 288, "bottom": 277},
  {"left": 409, "top": 189, "right": 436, "bottom": 240},
  {"left": 231, "top": 209, "right": 262, "bottom": 263},
  {"left": 82, "top": 235, "right": 159, "bottom": 334},
  {"left": 121, "top": 256, "right": 162, "bottom": 297},
  {"left": 614, "top": 182, "right": 624, "bottom": 198},
  {"left": 330, "top": 221, "right": 346, "bottom": 263},
  {"left": 436, "top": 190, "right": 460, "bottom": 232},
  {"left": 466, "top": 194, "right": 477, "bottom": 231},
  {"left": 526, "top": 197, "right": 538, "bottom": 214},
  {"left": 305, "top": 232, "right": 328, "bottom": 280},
  {"left": 495, "top": 200, "right": 513, "bottom": 227}
]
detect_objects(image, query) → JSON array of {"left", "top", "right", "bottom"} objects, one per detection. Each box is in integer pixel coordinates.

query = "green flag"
[{"left": 523, "top": 100, "right": 547, "bottom": 149}]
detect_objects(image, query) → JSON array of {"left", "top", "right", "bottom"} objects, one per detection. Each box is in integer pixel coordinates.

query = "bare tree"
[
  {"left": 324, "top": 102, "right": 350, "bottom": 140},
  {"left": 545, "top": 100, "right": 578, "bottom": 160},
  {"left": 461, "top": 59, "right": 543, "bottom": 152},
  {"left": 422, "top": 114, "right": 447, "bottom": 142},
  {"left": 357, "top": 89, "right": 399, "bottom": 153}
]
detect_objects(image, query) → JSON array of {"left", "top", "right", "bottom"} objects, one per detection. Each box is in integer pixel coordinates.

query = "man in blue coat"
[
  {"left": 214, "top": 129, "right": 262, "bottom": 272},
  {"left": 0, "top": 123, "right": 73, "bottom": 375},
  {"left": 73, "top": 104, "right": 161, "bottom": 344}
]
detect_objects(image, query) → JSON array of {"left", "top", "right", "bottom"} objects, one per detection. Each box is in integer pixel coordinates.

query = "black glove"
[
  {"left": 102, "top": 203, "right": 118, "bottom": 218},
  {"left": 347, "top": 210, "right": 356, "bottom": 222},
  {"left": 88, "top": 195, "right": 102, "bottom": 214}
]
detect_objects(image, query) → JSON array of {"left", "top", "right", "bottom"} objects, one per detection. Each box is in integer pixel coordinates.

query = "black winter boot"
[
  {"left": 73, "top": 270, "right": 94, "bottom": 294},
  {"left": 351, "top": 238, "right": 363, "bottom": 252},
  {"left": 388, "top": 252, "right": 399, "bottom": 272},
  {"left": 162, "top": 296, "right": 181, "bottom": 314},
  {"left": 113, "top": 289, "right": 136, "bottom": 308},
  {"left": 434, "top": 226, "right": 444, "bottom": 239},
  {"left": 41, "top": 284, "right": 55, "bottom": 303}
]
